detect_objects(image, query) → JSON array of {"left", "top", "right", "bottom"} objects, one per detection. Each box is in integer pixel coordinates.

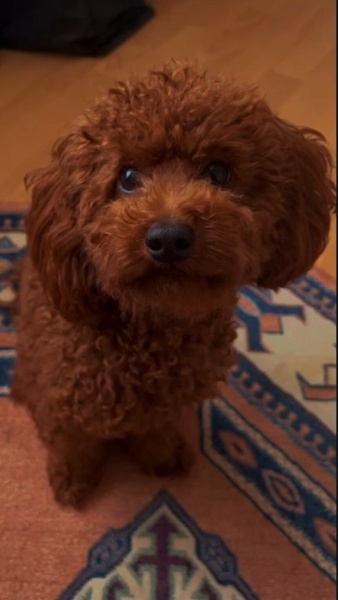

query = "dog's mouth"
[
  {"left": 125, "top": 267, "right": 230, "bottom": 295},
  {"left": 111, "top": 259, "right": 239, "bottom": 319},
  {"left": 118, "top": 268, "right": 236, "bottom": 319}
]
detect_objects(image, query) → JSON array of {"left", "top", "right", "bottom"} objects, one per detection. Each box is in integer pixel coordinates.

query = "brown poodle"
[{"left": 12, "top": 63, "right": 336, "bottom": 508}]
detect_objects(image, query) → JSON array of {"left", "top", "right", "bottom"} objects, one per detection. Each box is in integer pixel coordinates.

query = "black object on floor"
[{"left": 0, "top": 0, "right": 154, "bottom": 57}]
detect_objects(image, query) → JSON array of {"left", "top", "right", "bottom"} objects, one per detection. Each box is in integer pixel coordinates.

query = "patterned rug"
[{"left": 0, "top": 209, "right": 336, "bottom": 600}]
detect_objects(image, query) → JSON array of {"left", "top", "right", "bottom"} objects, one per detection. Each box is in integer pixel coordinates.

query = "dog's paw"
[
  {"left": 136, "top": 434, "right": 195, "bottom": 478},
  {"left": 47, "top": 455, "right": 100, "bottom": 509},
  {"left": 152, "top": 439, "right": 195, "bottom": 477}
]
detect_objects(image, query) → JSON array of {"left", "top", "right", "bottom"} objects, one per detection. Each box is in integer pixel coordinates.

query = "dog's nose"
[{"left": 145, "top": 222, "right": 195, "bottom": 263}]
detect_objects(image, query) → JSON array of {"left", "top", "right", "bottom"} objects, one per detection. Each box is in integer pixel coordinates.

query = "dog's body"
[
  {"left": 14, "top": 258, "right": 236, "bottom": 505},
  {"left": 12, "top": 64, "right": 335, "bottom": 507}
]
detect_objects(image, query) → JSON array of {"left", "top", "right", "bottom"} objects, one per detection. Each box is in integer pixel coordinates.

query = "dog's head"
[{"left": 26, "top": 64, "right": 335, "bottom": 323}]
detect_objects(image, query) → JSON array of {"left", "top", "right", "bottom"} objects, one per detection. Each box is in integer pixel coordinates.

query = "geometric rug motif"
[
  {"left": 0, "top": 212, "right": 26, "bottom": 396},
  {"left": 230, "top": 353, "right": 336, "bottom": 476},
  {"left": 200, "top": 398, "right": 336, "bottom": 582},
  {"left": 58, "top": 491, "right": 259, "bottom": 600},
  {"left": 234, "top": 281, "right": 336, "bottom": 475}
]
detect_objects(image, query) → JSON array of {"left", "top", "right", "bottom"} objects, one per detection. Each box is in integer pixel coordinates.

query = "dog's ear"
[
  {"left": 257, "top": 114, "right": 336, "bottom": 289},
  {"left": 26, "top": 131, "right": 109, "bottom": 324}
]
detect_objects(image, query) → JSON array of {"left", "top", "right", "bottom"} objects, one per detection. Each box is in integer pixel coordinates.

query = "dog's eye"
[
  {"left": 202, "top": 161, "right": 232, "bottom": 187},
  {"left": 117, "top": 167, "right": 141, "bottom": 194}
]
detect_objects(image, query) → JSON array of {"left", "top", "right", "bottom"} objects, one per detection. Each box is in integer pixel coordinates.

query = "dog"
[{"left": 12, "top": 63, "right": 335, "bottom": 508}]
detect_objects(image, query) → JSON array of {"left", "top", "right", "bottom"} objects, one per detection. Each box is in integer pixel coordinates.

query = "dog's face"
[{"left": 27, "top": 64, "right": 335, "bottom": 323}]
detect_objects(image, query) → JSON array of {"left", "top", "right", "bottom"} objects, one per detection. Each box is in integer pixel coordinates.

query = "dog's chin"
[{"left": 116, "top": 273, "right": 237, "bottom": 320}]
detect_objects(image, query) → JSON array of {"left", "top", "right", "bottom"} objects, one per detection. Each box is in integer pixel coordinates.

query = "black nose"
[{"left": 145, "top": 222, "right": 195, "bottom": 263}]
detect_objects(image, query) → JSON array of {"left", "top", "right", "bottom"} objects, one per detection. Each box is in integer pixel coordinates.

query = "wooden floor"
[{"left": 0, "top": 0, "right": 335, "bottom": 274}]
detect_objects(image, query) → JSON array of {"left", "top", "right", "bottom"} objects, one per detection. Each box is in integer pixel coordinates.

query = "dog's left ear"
[
  {"left": 25, "top": 129, "right": 115, "bottom": 325},
  {"left": 257, "top": 113, "right": 336, "bottom": 289}
]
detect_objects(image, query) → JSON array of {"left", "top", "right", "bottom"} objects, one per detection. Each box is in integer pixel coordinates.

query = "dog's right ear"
[{"left": 26, "top": 131, "right": 109, "bottom": 324}]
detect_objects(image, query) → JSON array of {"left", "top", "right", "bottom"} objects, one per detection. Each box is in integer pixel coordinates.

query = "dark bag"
[{"left": 0, "top": 0, "right": 154, "bottom": 56}]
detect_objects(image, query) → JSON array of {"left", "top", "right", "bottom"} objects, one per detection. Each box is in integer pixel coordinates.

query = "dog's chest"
[
  {"left": 90, "top": 314, "right": 236, "bottom": 400},
  {"left": 53, "top": 314, "right": 237, "bottom": 435}
]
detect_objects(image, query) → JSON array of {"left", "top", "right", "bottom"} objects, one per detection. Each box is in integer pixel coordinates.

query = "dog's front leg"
[
  {"left": 46, "top": 432, "right": 106, "bottom": 508},
  {"left": 128, "top": 423, "right": 194, "bottom": 477}
]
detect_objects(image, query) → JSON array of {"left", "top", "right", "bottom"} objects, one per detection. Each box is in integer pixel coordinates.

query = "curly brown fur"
[{"left": 12, "top": 63, "right": 335, "bottom": 508}]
